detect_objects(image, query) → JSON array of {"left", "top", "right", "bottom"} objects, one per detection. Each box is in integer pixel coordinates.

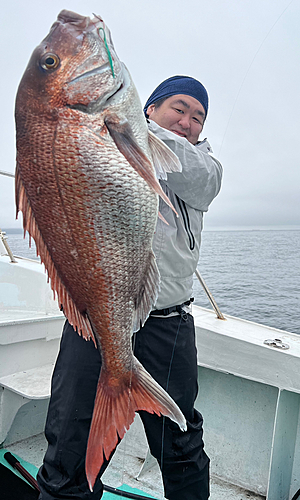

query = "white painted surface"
[
  {"left": 0, "top": 254, "right": 63, "bottom": 443},
  {"left": 0, "top": 254, "right": 63, "bottom": 321},
  {"left": 0, "top": 363, "right": 55, "bottom": 399},
  {"left": 193, "top": 305, "right": 300, "bottom": 393}
]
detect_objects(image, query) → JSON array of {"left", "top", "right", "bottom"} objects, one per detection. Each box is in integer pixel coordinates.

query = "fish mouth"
[
  {"left": 69, "top": 61, "right": 112, "bottom": 84},
  {"left": 60, "top": 12, "right": 125, "bottom": 113},
  {"left": 67, "top": 62, "right": 123, "bottom": 113},
  {"left": 67, "top": 62, "right": 129, "bottom": 114}
]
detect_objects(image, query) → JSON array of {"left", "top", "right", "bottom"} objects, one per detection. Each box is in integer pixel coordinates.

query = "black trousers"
[{"left": 37, "top": 314, "right": 209, "bottom": 500}]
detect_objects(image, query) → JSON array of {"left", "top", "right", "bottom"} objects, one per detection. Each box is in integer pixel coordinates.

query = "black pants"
[{"left": 37, "top": 314, "right": 209, "bottom": 500}]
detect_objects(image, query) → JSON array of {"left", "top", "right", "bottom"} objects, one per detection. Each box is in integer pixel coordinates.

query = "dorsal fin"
[{"left": 15, "top": 168, "right": 96, "bottom": 345}]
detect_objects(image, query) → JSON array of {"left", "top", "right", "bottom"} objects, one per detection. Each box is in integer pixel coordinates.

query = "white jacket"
[{"left": 148, "top": 121, "right": 223, "bottom": 309}]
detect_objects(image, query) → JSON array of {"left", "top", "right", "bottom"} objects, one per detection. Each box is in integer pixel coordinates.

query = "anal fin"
[{"left": 132, "top": 250, "right": 160, "bottom": 332}]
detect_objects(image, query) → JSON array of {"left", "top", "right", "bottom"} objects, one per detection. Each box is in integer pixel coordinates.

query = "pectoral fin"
[
  {"left": 158, "top": 211, "right": 169, "bottom": 225},
  {"left": 105, "top": 116, "right": 178, "bottom": 216},
  {"left": 148, "top": 129, "right": 182, "bottom": 179}
]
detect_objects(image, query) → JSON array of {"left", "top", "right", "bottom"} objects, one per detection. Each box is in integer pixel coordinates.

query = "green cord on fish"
[{"left": 98, "top": 27, "right": 115, "bottom": 78}]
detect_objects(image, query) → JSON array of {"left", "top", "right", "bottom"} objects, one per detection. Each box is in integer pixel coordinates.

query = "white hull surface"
[{"left": 0, "top": 246, "right": 299, "bottom": 499}]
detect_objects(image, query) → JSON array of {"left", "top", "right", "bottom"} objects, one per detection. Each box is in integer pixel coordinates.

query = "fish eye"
[{"left": 40, "top": 53, "right": 60, "bottom": 71}]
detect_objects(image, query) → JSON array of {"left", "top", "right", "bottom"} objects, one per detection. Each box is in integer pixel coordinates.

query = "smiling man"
[
  {"left": 147, "top": 94, "right": 205, "bottom": 144},
  {"left": 145, "top": 75, "right": 208, "bottom": 142},
  {"left": 132, "top": 76, "right": 223, "bottom": 500}
]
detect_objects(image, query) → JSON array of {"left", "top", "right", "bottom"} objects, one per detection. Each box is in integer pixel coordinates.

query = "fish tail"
[{"left": 85, "top": 358, "right": 186, "bottom": 491}]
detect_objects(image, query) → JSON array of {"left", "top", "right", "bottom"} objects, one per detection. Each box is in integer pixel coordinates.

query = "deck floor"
[{"left": 6, "top": 432, "right": 265, "bottom": 499}]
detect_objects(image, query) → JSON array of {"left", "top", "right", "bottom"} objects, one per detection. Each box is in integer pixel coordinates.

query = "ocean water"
[
  {"left": 4, "top": 229, "right": 300, "bottom": 335},
  {"left": 194, "top": 229, "right": 300, "bottom": 335}
]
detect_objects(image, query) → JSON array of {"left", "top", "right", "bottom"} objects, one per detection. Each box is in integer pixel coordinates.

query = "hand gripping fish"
[{"left": 15, "top": 10, "right": 186, "bottom": 490}]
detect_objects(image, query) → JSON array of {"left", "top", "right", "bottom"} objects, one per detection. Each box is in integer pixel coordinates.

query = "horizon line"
[{"left": 2, "top": 224, "right": 300, "bottom": 234}]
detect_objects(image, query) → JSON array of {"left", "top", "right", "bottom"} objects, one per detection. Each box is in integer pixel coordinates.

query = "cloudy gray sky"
[{"left": 1, "top": 0, "right": 299, "bottom": 230}]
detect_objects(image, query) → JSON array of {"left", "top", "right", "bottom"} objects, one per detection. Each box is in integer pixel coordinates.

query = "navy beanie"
[{"left": 143, "top": 75, "right": 209, "bottom": 118}]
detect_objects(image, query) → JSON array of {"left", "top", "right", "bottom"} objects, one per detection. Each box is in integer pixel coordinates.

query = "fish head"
[{"left": 16, "top": 10, "right": 123, "bottom": 119}]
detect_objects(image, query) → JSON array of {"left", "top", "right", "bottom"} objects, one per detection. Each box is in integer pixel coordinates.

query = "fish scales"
[{"left": 15, "top": 10, "right": 186, "bottom": 490}]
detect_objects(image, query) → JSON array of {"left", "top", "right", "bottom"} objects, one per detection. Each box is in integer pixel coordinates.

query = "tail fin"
[{"left": 85, "top": 358, "right": 186, "bottom": 491}]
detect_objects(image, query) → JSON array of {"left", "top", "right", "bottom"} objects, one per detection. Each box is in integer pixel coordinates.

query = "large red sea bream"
[{"left": 14, "top": 10, "right": 186, "bottom": 489}]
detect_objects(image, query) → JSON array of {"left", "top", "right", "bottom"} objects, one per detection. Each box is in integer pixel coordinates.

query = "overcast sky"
[{"left": 1, "top": 0, "right": 299, "bottom": 230}]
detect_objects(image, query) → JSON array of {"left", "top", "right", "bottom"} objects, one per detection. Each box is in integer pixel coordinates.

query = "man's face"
[{"left": 146, "top": 94, "right": 205, "bottom": 145}]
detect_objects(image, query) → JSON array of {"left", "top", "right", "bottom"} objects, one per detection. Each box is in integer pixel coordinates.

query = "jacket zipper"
[{"left": 175, "top": 195, "right": 195, "bottom": 251}]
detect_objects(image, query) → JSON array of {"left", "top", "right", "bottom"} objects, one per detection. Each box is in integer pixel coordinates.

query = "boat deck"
[
  {"left": 3, "top": 251, "right": 295, "bottom": 498},
  {"left": 6, "top": 430, "right": 264, "bottom": 499}
]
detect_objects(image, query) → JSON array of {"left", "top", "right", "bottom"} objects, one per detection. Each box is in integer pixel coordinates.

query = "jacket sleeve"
[{"left": 148, "top": 120, "right": 223, "bottom": 211}]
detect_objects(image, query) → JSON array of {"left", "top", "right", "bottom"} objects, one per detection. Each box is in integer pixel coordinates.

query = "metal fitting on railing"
[
  {"left": 0, "top": 228, "right": 17, "bottom": 263},
  {"left": 263, "top": 338, "right": 289, "bottom": 350}
]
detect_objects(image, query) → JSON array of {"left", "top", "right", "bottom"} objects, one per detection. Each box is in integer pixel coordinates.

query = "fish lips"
[{"left": 65, "top": 61, "right": 123, "bottom": 113}]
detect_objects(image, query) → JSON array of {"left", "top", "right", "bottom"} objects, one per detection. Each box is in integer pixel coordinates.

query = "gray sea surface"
[
  {"left": 195, "top": 229, "right": 300, "bottom": 335},
  {"left": 4, "top": 229, "right": 300, "bottom": 335}
]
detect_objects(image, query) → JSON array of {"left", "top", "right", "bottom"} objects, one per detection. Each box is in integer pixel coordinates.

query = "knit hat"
[{"left": 143, "top": 75, "right": 209, "bottom": 118}]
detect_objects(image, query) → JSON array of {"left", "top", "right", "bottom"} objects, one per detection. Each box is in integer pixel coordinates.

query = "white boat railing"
[
  {"left": 194, "top": 268, "right": 225, "bottom": 320},
  {"left": 0, "top": 170, "right": 14, "bottom": 178},
  {"left": 0, "top": 229, "right": 17, "bottom": 263},
  {"left": 0, "top": 170, "right": 17, "bottom": 263}
]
